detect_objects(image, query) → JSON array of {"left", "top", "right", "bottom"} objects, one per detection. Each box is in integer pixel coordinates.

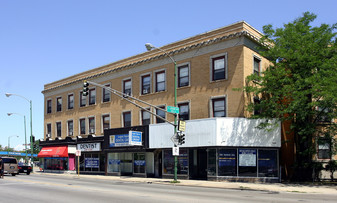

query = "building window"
[
  {"left": 212, "top": 55, "right": 226, "bottom": 81},
  {"left": 102, "top": 115, "right": 110, "bottom": 130},
  {"left": 155, "top": 71, "right": 165, "bottom": 92},
  {"left": 103, "top": 84, "right": 111, "bottom": 102},
  {"left": 178, "top": 103, "right": 189, "bottom": 121},
  {"left": 123, "top": 79, "right": 132, "bottom": 96},
  {"left": 163, "top": 149, "right": 188, "bottom": 175},
  {"left": 212, "top": 97, "right": 226, "bottom": 117},
  {"left": 317, "top": 106, "right": 331, "bottom": 122},
  {"left": 56, "top": 97, "right": 62, "bottom": 112},
  {"left": 47, "top": 99, "right": 52, "bottom": 114},
  {"left": 89, "top": 117, "right": 95, "bottom": 134},
  {"left": 133, "top": 153, "right": 146, "bottom": 174},
  {"left": 89, "top": 88, "right": 96, "bottom": 105},
  {"left": 123, "top": 111, "right": 131, "bottom": 127},
  {"left": 67, "top": 120, "right": 73, "bottom": 136},
  {"left": 218, "top": 149, "right": 237, "bottom": 176},
  {"left": 141, "top": 109, "right": 151, "bottom": 125},
  {"left": 80, "top": 118, "right": 86, "bottom": 135},
  {"left": 253, "top": 96, "right": 262, "bottom": 115},
  {"left": 56, "top": 122, "right": 62, "bottom": 137},
  {"left": 80, "top": 92, "right": 86, "bottom": 107},
  {"left": 68, "top": 94, "right": 74, "bottom": 110},
  {"left": 258, "top": 150, "right": 278, "bottom": 177},
  {"left": 156, "top": 106, "right": 166, "bottom": 123},
  {"left": 178, "top": 64, "right": 189, "bottom": 87},
  {"left": 141, "top": 74, "right": 151, "bottom": 95},
  {"left": 318, "top": 138, "right": 330, "bottom": 159},
  {"left": 253, "top": 57, "right": 261, "bottom": 76},
  {"left": 238, "top": 149, "right": 257, "bottom": 177},
  {"left": 46, "top": 123, "right": 51, "bottom": 138}
]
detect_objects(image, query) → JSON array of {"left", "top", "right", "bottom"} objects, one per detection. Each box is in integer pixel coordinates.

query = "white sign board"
[
  {"left": 129, "top": 131, "right": 142, "bottom": 146},
  {"left": 172, "top": 146, "right": 179, "bottom": 156},
  {"left": 75, "top": 150, "right": 81, "bottom": 157},
  {"left": 77, "top": 143, "right": 101, "bottom": 152}
]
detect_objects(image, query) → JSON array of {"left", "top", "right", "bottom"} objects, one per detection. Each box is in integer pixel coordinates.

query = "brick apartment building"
[{"left": 39, "top": 21, "right": 282, "bottom": 181}]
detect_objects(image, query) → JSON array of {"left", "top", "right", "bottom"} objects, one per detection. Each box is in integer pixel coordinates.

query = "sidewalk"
[{"left": 33, "top": 169, "right": 337, "bottom": 195}]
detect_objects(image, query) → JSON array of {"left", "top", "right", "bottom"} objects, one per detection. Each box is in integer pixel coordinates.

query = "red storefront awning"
[{"left": 38, "top": 146, "right": 68, "bottom": 158}]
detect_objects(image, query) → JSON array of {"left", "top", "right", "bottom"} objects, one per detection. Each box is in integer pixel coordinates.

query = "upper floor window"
[
  {"left": 56, "top": 97, "right": 62, "bottom": 112},
  {"left": 318, "top": 138, "right": 330, "bottom": 159},
  {"left": 102, "top": 115, "right": 110, "bottom": 131},
  {"left": 123, "top": 79, "right": 132, "bottom": 96},
  {"left": 253, "top": 96, "right": 262, "bottom": 115},
  {"left": 88, "top": 117, "right": 95, "bottom": 134},
  {"left": 68, "top": 94, "right": 74, "bottom": 110},
  {"left": 46, "top": 123, "right": 51, "bottom": 138},
  {"left": 212, "top": 97, "right": 226, "bottom": 117},
  {"left": 89, "top": 88, "right": 96, "bottom": 105},
  {"left": 67, "top": 120, "right": 73, "bottom": 136},
  {"left": 253, "top": 57, "right": 261, "bottom": 76},
  {"left": 141, "top": 109, "right": 151, "bottom": 125},
  {"left": 211, "top": 54, "right": 227, "bottom": 81},
  {"left": 178, "top": 103, "right": 189, "bottom": 121},
  {"left": 80, "top": 92, "right": 86, "bottom": 107},
  {"left": 316, "top": 106, "right": 332, "bottom": 122},
  {"left": 141, "top": 74, "right": 151, "bottom": 95},
  {"left": 156, "top": 106, "right": 166, "bottom": 124},
  {"left": 123, "top": 111, "right": 131, "bottom": 127},
  {"left": 79, "top": 118, "right": 86, "bottom": 135},
  {"left": 103, "top": 84, "right": 111, "bottom": 102},
  {"left": 47, "top": 99, "right": 52, "bottom": 114},
  {"left": 56, "top": 122, "right": 62, "bottom": 137},
  {"left": 156, "top": 71, "right": 166, "bottom": 92},
  {"left": 178, "top": 64, "right": 189, "bottom": 87}
]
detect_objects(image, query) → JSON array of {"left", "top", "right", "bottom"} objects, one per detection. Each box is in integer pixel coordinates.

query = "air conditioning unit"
[
  {"left": 89, "top": 129, "right": 95, "bottom": 134},
  {"left": 69, "top": 132, "right": 73, "bottom": 136},
  {"left": 143, "top": 89, "right": 148, "bottom": 94},
  {"left": 46, "top": 134, "right": 51, "bottom": 138}
]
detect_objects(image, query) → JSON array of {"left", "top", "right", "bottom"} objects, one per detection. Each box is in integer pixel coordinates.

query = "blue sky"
[{"left": 0, "top": 0, "right": 336, "bottom": 150}]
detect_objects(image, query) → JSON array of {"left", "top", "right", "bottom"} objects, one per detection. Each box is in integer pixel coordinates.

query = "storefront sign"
[
  {"left": 129, "top": 131, "right": 142, "bottom": 146},
  {"left": 239, "top": 149, "right": 256, "bottom": 167},
  {"left": 77, "top": 143, "right": 101, "bottom": 152},
  {"left": 85, "top": 157, "right": 99, "bottom": 168},
  {"left": 219, "top": 150, "right": 236, "bottom": 166},
  {"left": 109, "top": 131, "right": 143, "bottom": 147},
  {"left": 108, "top": 159, "right": 121, "bottom": 165},
  {"left": 134, "top": 160, "right": 146, "bottom": 166}
]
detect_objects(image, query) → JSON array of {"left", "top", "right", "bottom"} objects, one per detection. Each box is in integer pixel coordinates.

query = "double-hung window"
[
  {"left": 318, "top": 138, "right": 330, "bottom": 159},
  {"left": 178, "top": 103, "right": 189, "bottom": 121},
  {"left": 80, "top": 118, "right": 86, "bottom": 135},
  {"left": 253, "top": 57, "right": 261, "bottom": 76},
  {"left": 80, "top": 92, "right": 86, "bottom": 107},
  {"left": 68, "top": 94, "right": 74, "bottom": 110},
  {"left": 89, "top": 88, "right": 96, "bottom": 105},
  {"left": 56, "top": 97, "right": 62, "bottom": 112},
  {"left": 212, "top": 54, "right": 227, "bottom": 81},
  {"left": 141, "top": 74, "right": 151, "bottom": 95},
  {"left": 212, "top": 97, "right": 226, "bottom": 117},
  {"left": 155, "top": 71, "right": 165, "bottom": 92},
  {"left": 123, "top": 111, "right": 131, "bottom": 127},
  {"left": 156, "top": 106, "right": 166, "bottom": 123},
  {"left": 103, "top": 84, "right": 111, "bottom": 102},
  {"left": 47, "top": 99, "right": 52, "bottom": 114},
  {"left": 102, "top": 115, "right": 110, "bottom": 130},
  {"left": 67, "top": 120, "right": 73, "bottom": 136},
  {"left": 123, "top": 79, "right": 132, "bottom": 96},
  {"left": 56, "top": 122, "right": 62, "bottom": 137},
  {"left": 178, "top": 64, "right": 189, "bottom": 87},
  {"left": 141, "top": 109, "right": 151, "bottom": 125},
  {"left": 89, "top": 117, "right": 95, "bottom": 134},
  {"left": 46, "top": 123, "right": 51, "bottom": 138}
]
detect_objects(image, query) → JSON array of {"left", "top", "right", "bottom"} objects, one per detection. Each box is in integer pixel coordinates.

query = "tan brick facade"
[{"left": 42, "top": 21, "right": 267, "bottom": 140}]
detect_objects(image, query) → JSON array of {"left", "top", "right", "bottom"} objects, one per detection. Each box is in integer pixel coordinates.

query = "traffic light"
[
  {"left": 83, "top": 81, "right": 89, "bottom": 96},
  {"left": 178, "top": 133, "right": 185, "bottom": 145}
]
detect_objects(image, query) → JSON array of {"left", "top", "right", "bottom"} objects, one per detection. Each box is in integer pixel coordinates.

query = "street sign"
[
  {"left": 170, "top": 134, "right": 179, "bottom": 145},
  {"left": 75, "top": 150, "right": 81, "bottom": 156},
  {"left": 167, "top": 106, "right": 179, "bottom": 114},
  {"left": 172, "top": 146, "right": 179, "bottom": 156},
  {"left": 178, "top": 120, "right": 186, "bottom": 132}
]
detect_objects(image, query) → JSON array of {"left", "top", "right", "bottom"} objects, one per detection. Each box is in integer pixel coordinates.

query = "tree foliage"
[{"left": 244, "top": 12, "right": 337, "bottom": 180}]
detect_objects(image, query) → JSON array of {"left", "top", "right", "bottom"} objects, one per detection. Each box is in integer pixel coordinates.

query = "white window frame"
[
  {"left": 154, "top": 69, "right": 166, "bottom": 92},
  {"left": 101, "top": 113, "right": 111, "bottom": 133},
  {"left": 140, "top": 73, "right": 152, "bottom": 95},
  {"left": 210, "top": 52, "right": 228, "bottom": 82},
  {"left": 209, "top": 95, "right": 227, "bottom": 117}
]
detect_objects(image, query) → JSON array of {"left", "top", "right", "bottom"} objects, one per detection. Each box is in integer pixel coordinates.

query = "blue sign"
[
  {"left": 85, "top": 158, "right": 99, "bottom": 168},
  {"left": 108, "top": 159, "right": 121, "bottom": 165},
  {"left": 109, "top": 134, "right": 129, "bottom": 147},
  {"left": 0, "top": 151, "right": 37, "bottom": 157},
  {"left": 219, "top": 149, "right": 236, "bottom": 167},
  {"left": 129, "top": 131, "right": 142, "bottom": 146},
  {"left": 134, "top": 160, "right": 146, "bottom": 166}
]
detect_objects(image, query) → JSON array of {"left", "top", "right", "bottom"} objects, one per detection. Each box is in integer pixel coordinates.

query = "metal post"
[
  {"left": 24, "top": 116, "right": 27, "bottom": 161},
  {"left": 173, "top": 61, "right": 178, "bottom": 182},
  {"left": 30, "top": 100, "right": 33, "bottom": 168}
]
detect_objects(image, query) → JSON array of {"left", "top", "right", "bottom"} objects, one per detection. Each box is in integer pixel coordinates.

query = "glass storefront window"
[
  {"left": 238, "top": 149, "right": 257, "bottom": 177},
  {"left": 44, "top": 157, "right": 67, "bottom": 170},
  {"left": 120, "top": 152, "right": 133, "bottom": 174},
  {"left": 208, "top": 149, "right": 216, "bottom": 176},
  {"left": 218, "top": 149, "right": 237, "bottom": 176},
  {"left": 258, "top": 150, "right": 278, "bottom": 177},
  {"left": 108, "top": 153, "right": 120, "bottom": 173},
  {"left": 163, "top": 149, "right": 188, "bottom": 175},
  {"left": 134, "top": 153, "right": 146, "bottom": 174},
  {"left": 79, "top": 153, "right": 105, "bottom": 172}
]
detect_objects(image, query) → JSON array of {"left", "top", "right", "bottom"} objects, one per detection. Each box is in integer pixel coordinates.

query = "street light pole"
[
  {"left": 7, "top": 113, "right": 27, "bottom": 161},
  {"left": 5, "top": 93, "right": 33, "bottom": 166},
  {"left": 145, "top": 43, "right": 179, "bottom": 182}
]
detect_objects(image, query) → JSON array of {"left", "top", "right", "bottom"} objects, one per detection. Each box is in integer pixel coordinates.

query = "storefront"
[
  {"left": 104, "top": 125, "right": 154, "bottom": 177},
  {"left": 38, "top": 137, "right": 77, "bottom": 172},
  {"left": 76, "top": 135, "right": 105, "bottom": 174},
  {"left": 150, "top": 118, "right": 281, "bottom": 182}
]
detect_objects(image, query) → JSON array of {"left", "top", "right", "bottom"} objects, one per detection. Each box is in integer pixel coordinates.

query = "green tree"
[
  {"left": 325, "top": 160, "right": 337, "bottom": 182},
  {"left": 243, "top": 12, "right": 337, "bottom": 180}
]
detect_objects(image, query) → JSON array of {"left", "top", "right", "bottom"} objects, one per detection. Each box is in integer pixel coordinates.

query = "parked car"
[
  {"left": 18, "top": 163, "right": 32, "bottom": 175},
  {"left": 1, "top": 157, "right": 18, "bottom": 176}
]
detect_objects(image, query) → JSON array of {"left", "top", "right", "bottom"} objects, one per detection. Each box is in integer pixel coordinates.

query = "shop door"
[{"left": 189, "top": 149, "right": 207, "bottom": 180}]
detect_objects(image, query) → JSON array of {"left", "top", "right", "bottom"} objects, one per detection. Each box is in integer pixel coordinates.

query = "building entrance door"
[{"left": 189, "top": 149, "right": 207, "bottom": 180}]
